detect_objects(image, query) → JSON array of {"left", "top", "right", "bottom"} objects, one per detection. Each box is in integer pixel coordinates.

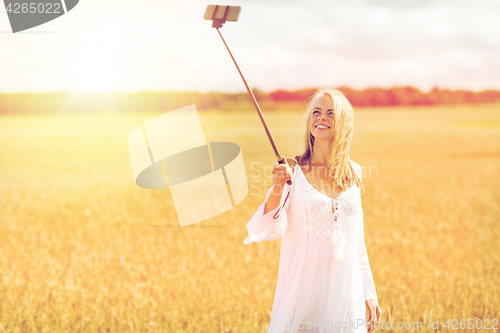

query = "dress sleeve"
[
  {"left": 357, "top": 205, "right": 378, "bottom": 302},
  {"left": 243, "top": 184, "right": 292, "bottom": 245}
]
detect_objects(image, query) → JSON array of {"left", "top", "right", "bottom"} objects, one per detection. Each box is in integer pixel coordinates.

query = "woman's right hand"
[{"left": 272, "top": 156, "right": 293, "bottom": 187}]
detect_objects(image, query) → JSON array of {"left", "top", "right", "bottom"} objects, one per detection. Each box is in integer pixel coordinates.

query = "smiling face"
[{"left": 309, "top": 94, "right": 335, "bottom": 140}]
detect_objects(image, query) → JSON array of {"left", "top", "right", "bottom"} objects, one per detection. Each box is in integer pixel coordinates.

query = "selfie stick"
[{"left": 204, "top": 5, "right": 292, "bottom": 185}]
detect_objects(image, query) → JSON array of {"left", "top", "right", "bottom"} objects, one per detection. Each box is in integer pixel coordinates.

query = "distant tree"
[{"left": 1, "top": 87, "right": 499, "bottom": 114}]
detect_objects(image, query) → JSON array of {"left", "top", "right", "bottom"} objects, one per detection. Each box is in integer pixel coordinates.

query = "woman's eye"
[{"left": 313, "top": 111, "right": 319, "bottom": 114}]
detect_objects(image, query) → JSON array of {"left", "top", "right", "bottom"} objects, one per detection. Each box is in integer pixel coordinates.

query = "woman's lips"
[{"left": 315, "top": 125, "right": 330, "bottom": 130}]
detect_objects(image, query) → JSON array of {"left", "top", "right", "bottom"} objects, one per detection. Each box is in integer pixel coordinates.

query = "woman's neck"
[{"left": 310, "top": 139, "right": 331, "bottom": 166}]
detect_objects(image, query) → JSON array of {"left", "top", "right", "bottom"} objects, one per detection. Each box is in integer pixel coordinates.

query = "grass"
[{"left": 0, "top": 103, "right": 499, "bottom": 332}]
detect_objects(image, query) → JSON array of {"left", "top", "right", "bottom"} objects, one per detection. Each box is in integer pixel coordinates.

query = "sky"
[{"left": 0, "top": 0, "right": 499, "bottom": 93}]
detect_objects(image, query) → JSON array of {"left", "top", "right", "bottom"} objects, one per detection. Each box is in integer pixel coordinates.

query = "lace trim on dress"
[
  {"left": 298, "top": 165, "right": 360, "bottom": 263},
  {"left": 304, "top": 183, "right": 338, "bottom": 243}
]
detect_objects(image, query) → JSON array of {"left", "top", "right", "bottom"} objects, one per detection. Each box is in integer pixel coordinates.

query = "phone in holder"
[{"left": 204, "top": 5, "right": 241, "bottom": 28}]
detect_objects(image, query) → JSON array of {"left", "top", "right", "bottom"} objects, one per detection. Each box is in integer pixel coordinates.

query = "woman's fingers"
[
  {"left": 370, "top": 312, "right": 377, "bottom": 332},
  {"left": 371, "top": 308, "right": 377, "bottom": 323},
  {"left": 368, "top": 320, "right": 375, "bottom": 333},
  {"left": 272, "top": 160, "right": 293, "bottom": 183},
  {"left": 366, "top": 301, "right": 380, "bottom": 333},
  {"left": 376, "top": 304, "right": 382, "bottom": 323},
  {"left": 274, "top": 171, "right": 292, "bottom": 182},
  {"left": 368, "top": 304, "right": 382, "bottom": 333}
]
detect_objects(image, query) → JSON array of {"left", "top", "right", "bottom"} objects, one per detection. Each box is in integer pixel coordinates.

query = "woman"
[{"left": 243, "top": 89, "right": 382, "bottom": 333}]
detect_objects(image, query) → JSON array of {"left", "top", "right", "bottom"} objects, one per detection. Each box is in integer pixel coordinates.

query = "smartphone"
[{"left": 204, "top": 5, "right": 241, "bottom": 22}]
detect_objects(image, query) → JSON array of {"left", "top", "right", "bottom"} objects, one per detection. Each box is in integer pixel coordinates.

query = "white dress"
[{"left": 243, "top": 160, "right": 378, "bottom": 333}]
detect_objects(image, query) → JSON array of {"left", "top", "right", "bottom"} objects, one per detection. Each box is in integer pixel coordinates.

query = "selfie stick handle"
[{"left": 216, "top": 27, "right": 292, "bottom": 186}]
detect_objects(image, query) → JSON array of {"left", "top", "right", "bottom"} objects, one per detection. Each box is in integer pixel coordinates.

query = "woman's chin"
[{"left": 312, "top": 133, "right": 333, "bottom": 141}]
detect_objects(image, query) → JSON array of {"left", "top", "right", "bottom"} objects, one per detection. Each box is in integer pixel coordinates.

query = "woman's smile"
[{"left": 314, "top": 124, "right": 330, "bottom": 130}]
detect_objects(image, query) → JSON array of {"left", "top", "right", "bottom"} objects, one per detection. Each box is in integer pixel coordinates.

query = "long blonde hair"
[{"left": 295, "top": 89, "right": 361, "bottom": 190}]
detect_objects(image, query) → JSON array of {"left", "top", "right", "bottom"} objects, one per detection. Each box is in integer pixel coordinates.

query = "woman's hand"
[
  {"left": 366, "top": 299, "right": 382, "bottom": 333},
  {"left": 271, "top": 156, "right": 293, "bottom": 188}
]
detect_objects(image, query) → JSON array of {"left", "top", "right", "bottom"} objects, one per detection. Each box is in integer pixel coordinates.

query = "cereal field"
[{"left": 0, "top": 103, "right": 499, "bottom": 332}]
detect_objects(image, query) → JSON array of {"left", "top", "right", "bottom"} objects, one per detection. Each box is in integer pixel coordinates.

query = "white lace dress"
[{"left": 243, "top": 161, "right": 378, "bottom": 333}]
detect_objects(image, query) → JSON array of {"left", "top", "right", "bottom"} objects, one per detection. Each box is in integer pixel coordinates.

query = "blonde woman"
[{"left": 244, "top": 89, "right": 382, "bottom": 333}]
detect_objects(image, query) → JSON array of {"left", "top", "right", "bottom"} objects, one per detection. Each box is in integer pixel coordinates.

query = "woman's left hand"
[{"left": 366, "top": 299, "right": 382, "bottom": 333}]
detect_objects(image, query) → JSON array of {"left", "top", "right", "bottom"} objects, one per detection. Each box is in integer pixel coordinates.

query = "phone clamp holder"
[{"left": 204, "top": 5, "right": 241, "bottom": 28}]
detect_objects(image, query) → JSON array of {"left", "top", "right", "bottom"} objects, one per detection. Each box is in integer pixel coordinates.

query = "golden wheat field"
[{"left": 0, "top": 103, "right": 499, "bottom": 333}]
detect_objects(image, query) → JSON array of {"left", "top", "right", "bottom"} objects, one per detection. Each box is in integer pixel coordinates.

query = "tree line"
[{"left": 0, "top": 86, "right": 499, "bottom": 114}]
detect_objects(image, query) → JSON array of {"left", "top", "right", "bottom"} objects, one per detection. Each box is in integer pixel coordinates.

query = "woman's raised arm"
[{"left": 243, "top": 156, "right": 295, "bottom": 245}]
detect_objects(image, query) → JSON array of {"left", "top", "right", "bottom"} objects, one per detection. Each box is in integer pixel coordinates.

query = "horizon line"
[{"left": 1, "top": 85, "right": 500, "bottom": 95}]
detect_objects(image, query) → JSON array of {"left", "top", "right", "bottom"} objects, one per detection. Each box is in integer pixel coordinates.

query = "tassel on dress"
[{"left": 331, "top": 199, "right": 345, "bottom": 262}]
